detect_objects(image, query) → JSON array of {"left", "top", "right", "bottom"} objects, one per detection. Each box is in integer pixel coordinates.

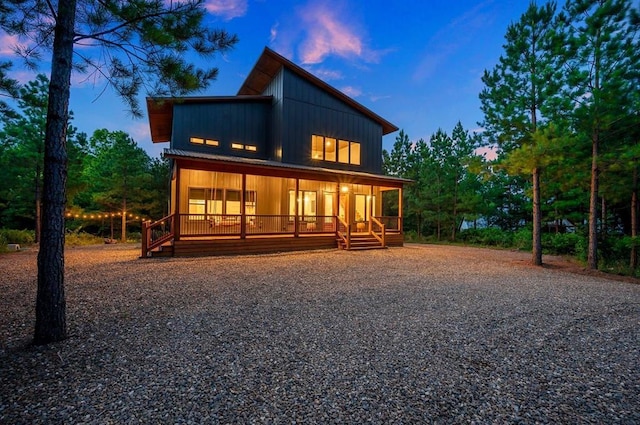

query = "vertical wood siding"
[
  {"left": 171, "top": 102, "right": 270, "bottom": 159},
  {"left": 279, "top": 69, "right": 383, "bottom": 174}
]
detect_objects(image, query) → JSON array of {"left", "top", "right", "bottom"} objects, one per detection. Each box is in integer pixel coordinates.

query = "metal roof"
[{"left": 164, "top": 149, "right": 411, "bottom": 186}]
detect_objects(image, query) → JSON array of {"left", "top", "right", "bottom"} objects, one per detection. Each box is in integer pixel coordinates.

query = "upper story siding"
[
  {"left": 276, "top": 68, "right": 383, "bottom": 174},
  {"left": 170, "top": 99, "right": 271, "bottom": 159}
]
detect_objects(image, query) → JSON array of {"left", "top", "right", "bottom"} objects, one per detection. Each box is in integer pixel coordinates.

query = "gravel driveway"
[{"left": 1, "top": 243, "right": 639, "bottom": 423}]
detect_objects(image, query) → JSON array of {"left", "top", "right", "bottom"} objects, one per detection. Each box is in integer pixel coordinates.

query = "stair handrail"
[
  {"left": 142, "top": 213, "right": 175, "bottom": 257},
  {"left": 337, "top": 216, "right": 351, "bottom": 250},
  {"left": 371, "top": 216, "right": 386, "bottom": 247}
]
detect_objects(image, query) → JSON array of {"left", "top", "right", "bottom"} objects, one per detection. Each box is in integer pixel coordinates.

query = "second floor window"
[{"left": 312, "top": 134, "right": 360, "bottom": 165}]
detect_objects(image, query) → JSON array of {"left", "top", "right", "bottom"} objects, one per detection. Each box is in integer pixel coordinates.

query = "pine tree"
[
  {"left": 0, "top": 0, "right": 237, "bottom": 344},
  {"left": 556, "top": 0, "right": 640, "bottom": 269},
  {"left": 480, "top": 1, "right": 559, "bottom": 266}
]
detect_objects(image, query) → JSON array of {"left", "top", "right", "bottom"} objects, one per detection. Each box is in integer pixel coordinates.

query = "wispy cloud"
[
  {"left": 340, "top": 86, "right": 362, "bottom": 97},
  {"left": 0, "top": 32, "right": 19, "bottom": 56},
  {"left": 270, "top": 22, "right": 279, "bottom": 43},
  {"left": 369, "top": 94, "right": 391, "bottom": 102},
  {"left": 205, "top": 0, "right": 248, "bottom": 20},
  {"left": 271, "top": 1, "right": 387, "bottom": 66},
  {"left": 413, "top": 1, "right": 496, "bottom": 82},
  {"left": 308, "top": 67, "right": 343, "bottom": 81}
]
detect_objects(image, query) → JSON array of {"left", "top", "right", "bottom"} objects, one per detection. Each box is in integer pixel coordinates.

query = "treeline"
[
  {"left": 385, "top": 0, "right": 639, "bottom": 275},
  {"left": 0, "top": 74, "right": 169, "bottom": 241}
]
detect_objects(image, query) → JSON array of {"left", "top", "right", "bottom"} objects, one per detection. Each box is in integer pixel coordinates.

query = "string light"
[{"left": 64, "top": 211, "right": 149, "bottom": 221}]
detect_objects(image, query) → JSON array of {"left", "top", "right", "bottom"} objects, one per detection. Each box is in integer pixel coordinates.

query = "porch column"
[
  {"left": 174, "top": 162, "right": 181, "bottom": 241},
  {"left": 241, "top": 173, "right": 246, "bottom": 239},
  {"left": 398, "top": 187, "right": 403, "bottom": 233},
  {"left": 368, "top": 185, "right": 374, "bottom": 233},
  {"left": 335, "top": 183, "right": 340, "bottom": 232},
  {"left": 294, "top": 178, "right": 299, "bottom": 237}
]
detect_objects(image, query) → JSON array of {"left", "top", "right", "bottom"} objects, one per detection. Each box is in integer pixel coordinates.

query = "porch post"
[
  {"left": 368, "top": 185, "right": 373, "bottom": 233},
  {"left": 398, "top": 187, "right": 403, "bottom": 233},
  {"left": 241, "top": 173, "right": 246, "bottom": 239},
  {"left": 174, "top": 162, "right": 181, "bottom": 241},
  {"left": 335, "top": 183, "right": 340, "bottom": 232},
  {"left": 294, "top": 178, "right": 299, "bottom": 237}
]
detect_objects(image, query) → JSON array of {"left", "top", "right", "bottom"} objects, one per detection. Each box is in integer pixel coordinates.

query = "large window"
[
  {"left": 311, "top": 134, "right": 360, "bottom": 165},
  {"left": 188, "top": 188, "right": 256, "bottom": 219},
  {"left": 289, "top": 190, "right": 317, "bottom": 220}
]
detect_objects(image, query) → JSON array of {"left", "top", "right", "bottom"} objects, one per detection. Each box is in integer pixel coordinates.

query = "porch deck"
[{"left": 142, "top": 214, "right": 403, "bottom": 257}]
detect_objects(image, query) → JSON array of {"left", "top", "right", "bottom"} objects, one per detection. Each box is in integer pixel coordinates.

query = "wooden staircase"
[
  {"left": 149, "top": 240, "right": 174, "bottom": 257},
  {"left": 337, "top": 233, "right": 386, "bottom": 250}
]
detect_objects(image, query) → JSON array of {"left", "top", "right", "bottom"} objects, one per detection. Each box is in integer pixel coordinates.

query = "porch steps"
[
  {"left": 337, "top": 234, "right": 386, "bottom": 251},
  {"left": 149, "top": 241, "right": 174, "bottom": 257}
]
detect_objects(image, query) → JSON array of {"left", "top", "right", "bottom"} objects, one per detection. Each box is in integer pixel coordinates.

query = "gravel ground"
[{"left": 1, "top": 243, "right": 639, "bottom": 424}]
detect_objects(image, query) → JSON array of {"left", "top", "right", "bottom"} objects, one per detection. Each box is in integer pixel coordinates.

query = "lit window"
[
  {"left": 325, "top": 138, "right": 336, "bottom": 162},
  {"left": 231, "top": 143, "right": 244, "bottom": 150},
  {"left": 205, "top": 139, "right": 219, "bottom": 146},
  {"left": 190, "top": 137, "right": 204, "bottom": 145},
  {"left": 312, "top": 135, "right": 323, "bottom": 159},
  {"left": 338, "top": 140, "right": 350, "bottom": 164},
  {"left": 350, "top": 142, "right": 360, "bottom": 165},
  {"left": 245, "top": 145, "right": 257, "bottom": 152},
  {"left": 311, "top": 134, "right": 360, "bottom": 165}
]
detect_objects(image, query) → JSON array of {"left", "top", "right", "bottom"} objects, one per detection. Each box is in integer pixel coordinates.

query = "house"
[{"left": 142, "top": 47, "right": 409, "bottom": 257}]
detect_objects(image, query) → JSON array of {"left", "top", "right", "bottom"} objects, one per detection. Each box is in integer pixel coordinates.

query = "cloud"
[
  {"left": 205, "top": 0, "right": 247, "bottom": 20},
  {"left": 369, "top": 94, "right": 391, "bottom": 102},
  {"left": 413, "top": 1, "right": 496, "bottom": 82},
  {"left": 0, "top": 32, "right": 19, "bottom": 56},
  {"left": 340, "top": 86, "right": 361, "bottom": 97},
  {"left": 270, "top": 23, "right": 279, "bottom": 43},
  {"left": 270, "top": 1, "right": 386, "bottom": 66},
  {"left": 308, "top": 67, "right": 343, "bottom": 81}
]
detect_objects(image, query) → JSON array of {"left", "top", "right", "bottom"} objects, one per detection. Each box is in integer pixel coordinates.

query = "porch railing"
[
  {"left": 376, "top": 216, "right": 403, "bottom": 232},
  {"left": 178, "top": 214, "right": 340, "bottom": 237},
  {"left": 371, "top": 216, "right": 386, "bottom": 247},
  {"left": 141, "top": 214, "right": 174, "bottom": 257},
  {"left": 337, "top": 216, "right": 351, "bottom": 249}
]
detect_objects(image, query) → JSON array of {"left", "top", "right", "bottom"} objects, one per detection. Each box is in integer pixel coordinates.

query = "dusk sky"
[{"left": 1, "top": 0, "right": 573, "bottom": 158}]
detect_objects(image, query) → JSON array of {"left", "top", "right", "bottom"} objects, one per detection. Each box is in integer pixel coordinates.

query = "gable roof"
[{"left": 237, "top": 47, "right": 398, "bottom": 135}]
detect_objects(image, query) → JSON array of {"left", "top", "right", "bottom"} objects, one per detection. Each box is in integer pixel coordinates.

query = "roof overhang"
[
  {"left": 164, "top": 149, "right": 411, "bottom": 187},
  {"left": 146, "top": 96, "right": 273, "bottom": 143},
  {"left": 238, "top": 47, "right": 399, "bottom": 135}
]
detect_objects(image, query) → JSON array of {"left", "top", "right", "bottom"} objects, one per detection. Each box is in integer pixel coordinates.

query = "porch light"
[{"left": 341, "top": 185, "right": 349, "bottom": 193}]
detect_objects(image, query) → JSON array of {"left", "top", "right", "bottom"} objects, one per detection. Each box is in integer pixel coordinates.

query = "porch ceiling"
[{"left": 164, "top": 149, "right": 411, "bottom": 187}]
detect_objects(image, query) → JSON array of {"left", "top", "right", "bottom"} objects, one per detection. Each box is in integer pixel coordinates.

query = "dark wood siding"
[
  {"left": 171, "top": 101, "right": 270, "bottom": 159},
  {"left": 278, "top": 68, "right": 383, "bottom": 174},
  {"left": 262, "top": 68, "right": 284, "bottom": 161}
]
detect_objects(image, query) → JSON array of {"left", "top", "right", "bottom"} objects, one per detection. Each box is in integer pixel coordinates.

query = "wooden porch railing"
[
  {"left": 141, "top": 214, "right": 174, "bottom": 257},
  {"left": 376, "top": 216, "right": 403, "bottom": 232},
  {"left": 371, "top": 216, "right": 386, "bottom": 247},
  {"left": 337, "top": 216, "right": 351, "bottom": 250}
]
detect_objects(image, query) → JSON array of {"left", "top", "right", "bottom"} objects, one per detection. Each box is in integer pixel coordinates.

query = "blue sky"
[{"left": 1, "top": 1, "right": 560, "bottom": 158}]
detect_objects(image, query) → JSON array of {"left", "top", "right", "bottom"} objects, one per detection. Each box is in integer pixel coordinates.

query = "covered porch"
[{"left": 142, "top": 151, "right": 407, "bottom": 257}]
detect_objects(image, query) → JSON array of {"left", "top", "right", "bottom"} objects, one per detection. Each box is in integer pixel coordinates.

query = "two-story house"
[{"left": 142, "top": 47, "right": 408, "bottom": 257}]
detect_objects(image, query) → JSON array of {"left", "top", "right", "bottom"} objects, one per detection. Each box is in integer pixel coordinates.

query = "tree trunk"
[
  {"left": 587, "top": 131, "right": 599, "bottom": 270},
  {"left": 121, "top": 199, "right": 127, "bottom": 242},
  {"left": 451, "top": 176, "right": 458, "bottom": 241},
  {"left": 631, "top": 166, "right": 638, "bottom": 271},
  {"left": 34, "top": 0, "right": 77, "bottom": 345},
  {"left": 35, "top": 160, "right": 41, "bottom": 243},
  {"left": 532, "top": 167, "right": 542, "bottom": 266}
]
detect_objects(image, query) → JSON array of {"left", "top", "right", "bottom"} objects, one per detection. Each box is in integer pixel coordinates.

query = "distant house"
[{"left": 142, "top": 47, "right": 409, "bottom": 257}]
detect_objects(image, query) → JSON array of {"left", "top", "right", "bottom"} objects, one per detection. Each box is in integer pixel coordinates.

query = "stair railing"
[
  {"left": 337, "top": 216, "right": 351, "bottom": 250},
  {"left": 141, "top": 214, "right": 175, "bottom": 257},
  {"left": 371, "top": 216, "right": 386, "bottom": 247}
]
